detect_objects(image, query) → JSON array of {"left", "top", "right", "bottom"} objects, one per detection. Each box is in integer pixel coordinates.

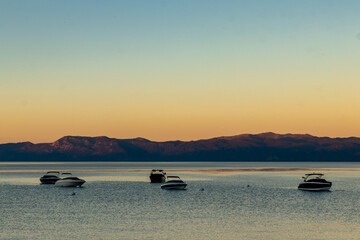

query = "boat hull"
[
  {"left": 298, "top": 182, "right": 332, "bottom": 191},
  {"left": 40, "top": 177, "right": 60, "bottom": 184},
  {"left": 298, "top": 187, "right": 331, "bottom": 191},
  {"left": 161, "top": 183, "right": 187, "bottom": 190},
  {"left": 55, "top": 179, "right": 85, "bottom": 187}
]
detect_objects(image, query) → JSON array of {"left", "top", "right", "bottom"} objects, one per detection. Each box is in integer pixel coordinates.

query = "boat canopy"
[
  {"left": 61, "top": 173, "right": 72, "bottom": 175},
  {"left": 305, "top": 173, "right": 324, "bottom": 176},
  {"left": 167, "top": 176, "right": 181, "bottom": 179},
  {"left": 303, "top": 173, "right": 326, "bottom": 181}
]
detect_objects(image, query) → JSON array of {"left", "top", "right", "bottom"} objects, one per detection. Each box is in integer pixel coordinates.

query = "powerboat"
[
  {"left": 161, "top": 176, "right": 187, "bottom": 190},
  {"left": 55, "top": 173, "right": 86, "bottom": 187},
  {"left": 150, "top": 169, "right": 166, "bottom": 183},
  {"left": 298, "top": 173, "right": 332, "bottom": 191},
  {"left": 40, "top": 171, "right": 61, "bottom": 184}
]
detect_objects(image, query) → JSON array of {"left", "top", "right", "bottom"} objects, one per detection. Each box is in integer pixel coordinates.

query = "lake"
[{"left": 1, "top": 162, "right": 359, "bottom": 239}]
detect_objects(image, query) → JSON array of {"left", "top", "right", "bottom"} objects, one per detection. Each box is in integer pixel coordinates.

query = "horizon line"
[{"left": 2, "top": 131, "right": 360, "bottom": 145}]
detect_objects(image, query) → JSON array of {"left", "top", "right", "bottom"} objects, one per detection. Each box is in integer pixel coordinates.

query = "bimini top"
[
  {"left": 151, "top": 169, "right": 166, "bottom": 175},
  {"left": 302, "top": 173, "right": 327, "bottom": 182},
  {"left": 305, "top": 173, "right": 324, "bottom": 176},
  {"left": 43, "top": 171, "right": 60, "bottom": 177},
  {"left": 61, "top": 172, "right": 72, "bottom": 176},
  {"left": 167, "top": 176, "right": 181, "bottom": 179}
]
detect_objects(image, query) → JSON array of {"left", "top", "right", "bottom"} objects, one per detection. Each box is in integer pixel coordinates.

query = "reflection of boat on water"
[
  {"left": 55, "top": 173, "right": 86, "bottom": 187},
  {"left": 161, "top": 176, "right": 187, "bottom": 190},
  {"left": 150, "top": 169, "right": 166, "bottom": 183},
  {"left": 298, "top": 173, "right": 332, "bottom": 191},
  {"left": 40, "top": 171, "right": 61, "bottom": 184}
]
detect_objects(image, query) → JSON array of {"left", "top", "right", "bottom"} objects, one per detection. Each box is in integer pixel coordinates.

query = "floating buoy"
[
  {"left": 71, "top": 192, "right": 76, "bottom": 195},
  {"left": 247, "top": 185, "right": 250, "bottom": 188},
  {"left": 200, "top": 188, "right": 205, "bottom": 191}
]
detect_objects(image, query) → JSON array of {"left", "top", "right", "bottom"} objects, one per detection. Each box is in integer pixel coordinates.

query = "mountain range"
[{"left": 1, "top": 132, "right": 360, "bottom": 162}]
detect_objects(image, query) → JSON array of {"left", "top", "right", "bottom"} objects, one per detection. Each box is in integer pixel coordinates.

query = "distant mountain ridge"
[{"left": 1, "top": 132, "right": 360, "bottom": 161}]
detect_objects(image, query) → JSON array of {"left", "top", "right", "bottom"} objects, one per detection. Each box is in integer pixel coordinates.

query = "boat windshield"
[
  {"left": 303, "top": 173, "right": 325, "bottom": 181},
  {"left": 62, "top": 177, "right": 80, "bottom": 180},
  {"left": 167, "top": 176, "right": 180, "bottom": 179},
  {"left": 44, "top": 171, "right": 60, "bottom": 175},
  {"left": 166, "top": 180, "right": 184, "bottom": 183}
]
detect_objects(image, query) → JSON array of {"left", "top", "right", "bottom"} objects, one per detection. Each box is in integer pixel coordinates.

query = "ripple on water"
[{"left": 0, "top": 170, "right": 359, "bottom": 239}]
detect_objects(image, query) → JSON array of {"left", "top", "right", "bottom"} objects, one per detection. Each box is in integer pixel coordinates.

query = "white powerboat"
[
  {"left": 40, "top": 171, "right": 61, "bottom": 184},
  {"left": 55, "top": 173, "right": 86, "bottom": 187},
  {"left": 161, "top": 176, "right": 187, "bottom": 190},
  {"left": 298, "top": 173, "right": 332, "bottom": 191}
]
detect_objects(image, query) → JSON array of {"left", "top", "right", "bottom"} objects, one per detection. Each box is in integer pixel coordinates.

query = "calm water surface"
[{"left": 1, "top": 162, "right": 359, "bottom": 239}]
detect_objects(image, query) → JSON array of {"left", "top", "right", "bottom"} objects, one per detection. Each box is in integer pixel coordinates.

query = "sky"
[{"left": 1, "top": 0, "right": 360, "bottom": 143}]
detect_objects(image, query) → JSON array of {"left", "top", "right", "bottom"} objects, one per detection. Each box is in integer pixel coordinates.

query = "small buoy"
[
  {"left": 247, "top": 185, "right": 250, "bottom": 188},
  {"left": 71, "top": 192, "right": 76, "bottom": 196},
  {"left": 200, "top": 188, "right": 205, "bottom": 191}
]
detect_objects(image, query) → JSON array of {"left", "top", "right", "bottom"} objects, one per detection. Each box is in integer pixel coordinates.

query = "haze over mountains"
[{"left": 1, "top": 132, "right": 360, "bottom": 162}]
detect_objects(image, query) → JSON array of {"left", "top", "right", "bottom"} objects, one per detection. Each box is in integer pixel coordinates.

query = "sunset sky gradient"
[{"left": 1, "top": 0, "right": 360, "bottom": 143}]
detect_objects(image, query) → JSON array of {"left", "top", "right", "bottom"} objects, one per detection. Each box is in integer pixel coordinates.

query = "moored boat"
[
  {"left": 40, "top": 171, "right": 61, "bottom": 184},
  {"left": 161, "top": 176, "right": 187, "bottom": 190},
  {"left": 298, "top": 173, "right": 332, "bottom": 191},
  {"left": 150, "top": 169, "right": 166, "bottom": 183},
  {"left": 55, "top": 173, "right": 86, "bottom": 187}
]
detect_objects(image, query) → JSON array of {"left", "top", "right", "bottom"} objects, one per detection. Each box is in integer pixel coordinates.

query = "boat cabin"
[
  {"left": 302, "top": 173, "right": 328, "bottom": 182},
  {"left": 166, "top": 176, "right": 183, "bottom": 183}
]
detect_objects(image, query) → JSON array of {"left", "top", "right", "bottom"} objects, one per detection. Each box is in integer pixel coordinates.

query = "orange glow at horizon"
[{"left": 1, "top": 1, "right": 360, "bottom": 144}]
